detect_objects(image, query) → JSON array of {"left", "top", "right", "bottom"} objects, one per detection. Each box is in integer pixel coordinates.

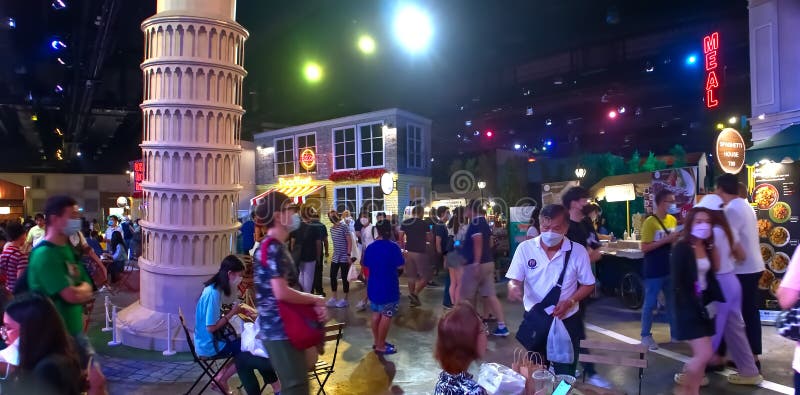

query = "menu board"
[
  {"left": 542, "top": 180, "right": 580, "bottom": 206},
  {"left": 752, "top": 162, "right": 800, "bottom": 310}
]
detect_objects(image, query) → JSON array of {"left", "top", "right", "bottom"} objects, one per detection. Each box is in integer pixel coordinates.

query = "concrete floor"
[{"left": 104, "top": 279, "right": 796, "bottom": 395}]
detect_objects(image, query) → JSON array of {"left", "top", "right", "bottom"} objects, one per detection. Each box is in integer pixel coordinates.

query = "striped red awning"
[{"left": 250, "top": 184, "right": 324, "bottom": 206}]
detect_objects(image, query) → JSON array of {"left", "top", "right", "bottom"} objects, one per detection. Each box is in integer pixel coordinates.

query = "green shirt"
[{"left": 27, "top": 241, "right": 91, "bottom": 335}]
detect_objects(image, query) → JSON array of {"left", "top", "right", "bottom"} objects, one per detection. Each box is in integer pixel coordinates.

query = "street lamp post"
[{"left": 477, "top": 181, "right": 486, "bottom": 203}]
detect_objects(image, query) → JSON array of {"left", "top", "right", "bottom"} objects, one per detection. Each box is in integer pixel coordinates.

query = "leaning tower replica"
[{"left": 118, "top": 0, "right": 247, "bottom": 350}]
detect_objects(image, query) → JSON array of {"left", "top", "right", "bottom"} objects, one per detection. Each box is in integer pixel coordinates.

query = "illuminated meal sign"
[
  {"left": 299, "top": 148, "right": 316, "bottom": 171},
  {"left": 704, "top": 32, "right": 720, "bottom": 109},
  {"left": 132, "top": 160, "right": 144, "bottom": 197},
  {"left": 278, "top": 175, "right": 313, "bottom": 187}
]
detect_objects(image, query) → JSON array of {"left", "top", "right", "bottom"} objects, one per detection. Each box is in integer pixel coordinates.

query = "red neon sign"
[
  {"left": 132, "top": 160, "right": 144, "bottom": 198},
  {"left": 704, "top": 32, "right": 720, "bottom": 109}
]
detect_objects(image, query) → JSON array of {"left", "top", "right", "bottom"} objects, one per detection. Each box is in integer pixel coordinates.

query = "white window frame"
[
  {"left": 357, "top": 122, "right": 385, "bottom": 169},
  {"left": 406, "top": 123, "right": 423, "bottom": 169},
  {"left": 274, "top": 136, "right": 295, "bottom": 176},
  {"left": 332, "top": 126, "right": 357, "bottom": 171},
  {"left": 333, "top": 186, "right": 358, "bottom": 213},
  {"left": 360, "top": 185, "right": 385, "bottom": 213},
  {"left": 296, "top": 132, "right": 317, "bottom": 174}
]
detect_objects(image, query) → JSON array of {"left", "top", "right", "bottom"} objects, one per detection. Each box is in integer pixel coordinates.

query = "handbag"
[
  {"left": 212, "top": 320, "right": 239, "bottom": 353},
  {"left": 260, "top": 237, "right": 324, "bottom": 350},
  {"left": 511, "top": 348, "right": 545, "bottom": 395},
  {"left": 347, "top": 262, "right": 360, "bottom": 282},
  {"left": 515, "top": 242, "right": 572, "bottom": 351}
]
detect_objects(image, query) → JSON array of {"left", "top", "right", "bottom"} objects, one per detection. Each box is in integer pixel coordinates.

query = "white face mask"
[
  {"left": 360, "top": 218, "right": 369, "bottom": 226},
  {"left": 691, "top": 223, "right": 712, "bottom": 240},
  {"left": 541, "top": 231, "right": 564, "bottom": 247}
]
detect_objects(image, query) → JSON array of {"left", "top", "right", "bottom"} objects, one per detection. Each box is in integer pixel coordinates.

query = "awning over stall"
[
  {"left": 748, "top": 124, "right": 800, "bottom": 163},
  {"left": 589, "top": 172, "right": 653, "bottom": 201},
  {"left": 251, "top": 184, "right": 325, "bottom": 206}
]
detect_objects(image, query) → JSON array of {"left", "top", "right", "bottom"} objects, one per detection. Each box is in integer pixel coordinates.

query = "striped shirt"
[
  {"left": 0, "top": 243, "right": 28, "bottom": 292},
  {"left": 330, "top": 224, "right": 350, "bottom": 263}
]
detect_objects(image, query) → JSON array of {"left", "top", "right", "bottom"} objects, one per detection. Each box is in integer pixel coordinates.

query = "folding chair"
[
  {"left": 578, "top": 339, "right": 648, "bottom": 395},
  {"left": 178, "top": 311, "right": 233, "bottom": 395},
  {"left": 309, "top": 322, "right": 345, "bottom": 395}
]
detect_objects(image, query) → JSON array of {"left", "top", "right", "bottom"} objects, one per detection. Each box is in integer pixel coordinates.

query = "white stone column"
[
  {"left": 117, "top": 0, "right": 247, "bottom": 350},
  {"left": 748, "top": 0, "right": 800, "bottom": 142}
]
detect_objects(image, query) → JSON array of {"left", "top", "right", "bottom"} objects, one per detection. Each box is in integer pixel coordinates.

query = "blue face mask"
[
  {"left": 65, "top": 219, "right": 82, "bottom": 235},
  {"left": 287, "top": 213, "right": 301, "bottom": 232},
  {"left": 108, "top": 220, "right": 114, "bottom": 226},
  {"left": 667, "top": 203, "right": 679, "bottom": 214}
]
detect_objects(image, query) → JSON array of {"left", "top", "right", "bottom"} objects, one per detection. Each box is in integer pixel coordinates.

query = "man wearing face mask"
[
  {"left": 26, "top": 195, "right": 95, "bottom": 366},
  {"left": 104, "top": 215, "right": 122, "bottom": 252},
  {"left": 507, "top": 204, "right": 596, "bottom": 376},
  {"left": 639, "top": 190, "right": 681, "bottom": 350}
]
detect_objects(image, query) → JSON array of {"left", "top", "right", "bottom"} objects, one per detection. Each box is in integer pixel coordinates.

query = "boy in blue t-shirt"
[{"left": 362, "top": 220, "right": 405, "bottom": 355}]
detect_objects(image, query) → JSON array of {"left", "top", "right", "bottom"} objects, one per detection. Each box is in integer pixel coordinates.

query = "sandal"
[
  {"left": 374, "top": 343, "right": 397, "bottom": 355},
  {"left": 372, "top": 342, "right": 395, "bottom": 350}
]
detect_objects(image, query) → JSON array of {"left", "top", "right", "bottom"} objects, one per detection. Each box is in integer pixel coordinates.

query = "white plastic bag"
[
  {"left": 546, "top": 318, "right": 574, "bottom": 364},
  {"left": 476, "top": 362, "right": 526, "bottom": 395},
  {"left": 240, "top": 320, "right": 269, "bottom": 359},
  {"left": 347, "top": 262, "right": 360, "bottom": 282}
]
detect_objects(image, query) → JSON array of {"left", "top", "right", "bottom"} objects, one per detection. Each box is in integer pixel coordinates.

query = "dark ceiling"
[{"left": 0, "top": 0, "right": 751, "bottom": 173}]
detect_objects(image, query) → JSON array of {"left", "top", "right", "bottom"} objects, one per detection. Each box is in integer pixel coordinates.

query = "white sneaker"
[
  {"left": 335, "top": 299, "right": 349, "bottom": 308},
  {"left": 641, "top": 335, "right": 659, "bottom": 350},
  {"left": 356, "top": 300, "right": 367, "bottom": 311},
  {"left": 587, "top": 374, "right": 612, "bottom": 389},
  {"left": 325, "top": 298, "right": 338, "bottom": 307}
]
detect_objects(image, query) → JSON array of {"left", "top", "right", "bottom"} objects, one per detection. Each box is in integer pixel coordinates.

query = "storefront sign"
[
  {"left": 716, "top": 128, "right": 745, "bottom": 174},
  {"left": 132, "top": 160, "right": 144, "bottom": 198},
  {"left": 278, "top": 175, "right": 313, "bottom": 187},
  {"left": 604, "top": 184, "right": 636, "bottom": 202},
  {"left": 704, "top": 32, "right": 720, "bottom": 109},
  {"left": 299, "top": 148, "right": 316, "bottom": 171}
]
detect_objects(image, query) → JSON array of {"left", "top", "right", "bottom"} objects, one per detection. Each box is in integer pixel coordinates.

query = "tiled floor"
[{"left": 95, "top": 278, "right": 796, "bottom": 394}]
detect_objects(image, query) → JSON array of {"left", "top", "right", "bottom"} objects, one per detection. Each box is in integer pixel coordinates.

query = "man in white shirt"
[
  {"left": 507, "top": 204, "right": 596, "bottom": 377},
  {"left": 104, "top": 215, "right": 122, "bottom": 252},
  {"left": 716, "top": 174, "right": 765, "bottom": 368}
]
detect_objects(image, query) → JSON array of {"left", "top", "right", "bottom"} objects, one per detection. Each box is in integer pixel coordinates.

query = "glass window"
[
  {"left": 360, "top": 186, "right": 384, "bottom": 214},
  {"left": 407, "top": 124, "right": 423, "bottom": 169},
  {"left": 297, "top": 133, "right": 316, "bottom": 174},
  {"left": 334, "top": 187, "right": 357, "bottom": 213},
  {"left": 359, "top": 123, "right": 383, "bottom": 168},
  {"left": 409, "top": 185, "right": 425, "bottom": 206},
  {"left": 275, "top": 137, "right": 294, "bottom": 176},
  {"left": 333, "top": 127, "right": 356, "bottom": 170}
]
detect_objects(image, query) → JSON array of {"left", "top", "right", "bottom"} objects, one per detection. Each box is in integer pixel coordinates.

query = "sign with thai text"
[{"left": 132, "top": 160, "right": 144, "bottom": 198}]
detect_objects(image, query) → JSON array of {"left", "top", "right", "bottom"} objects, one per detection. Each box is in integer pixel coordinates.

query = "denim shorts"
[{"left": 370, "top": 301, "right": 399, "bottom": 318}]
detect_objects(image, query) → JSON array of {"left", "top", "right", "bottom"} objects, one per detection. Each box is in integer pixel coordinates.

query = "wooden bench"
[{"left": 578, "top": 340, "right": 648, "bottom": 395}]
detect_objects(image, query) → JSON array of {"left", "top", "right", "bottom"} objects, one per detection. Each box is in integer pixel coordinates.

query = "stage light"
[
  {"left": 473, "top": 130, "right": 480, "bottom": 136},
  {"left": 716, "top": 123, "right": 724, "bottom": 130},
  {"left": 54, "top": 84, "right": 64, "bottom": 93},
  {"left": 393, "top": 4, "right": 432, "bottom": 53},
  {"left": 685, "top": 54, "right": 698, "bottom": 65},
  {"left": 728, "top": 116, "right": 737, "bottom": 125},
  {"left": 485, "top": 130, "right": 493, "bottom": 138},
  {"left": 54, "top": 128, "right": 63, "bottom": 136},
  {"left": 513, "top": 143, "right": 521, "bottom": 150},
  {"left": 608, "top": 110, "right": 618, "bottom": 119},
  {"left": 303, "top": 62, "right": 323, "bottom": 83},
  {"left": 358, "top": 35, "right": 376, "bottom": 54},
  {"left": 5, "top": 17, "right": 15, "bottom": 29},
  {"left": 56, "top": 57, "right": 66, "bottom": 65},
  {"left": 465, "top": 120, "right": 472, "bottom": 126},
  {"left": 50, "top": 40, "right": 67, "bottom": 50},
  {"left": 30, "top": 114, "right": 38, "bottom": 121},
  {"left": 618, "top": 106, "right": 626, "bottom": 114},
  {"left": 76, "top": 151, "right": 82, "bottom": 157},
  {"left": 52, "top": 0, "right": 67, "bottom": 10},
  {"left": 545, "top": 118, "right": 552, "bottom": 126},
  {"left": 545, "top": 139, "right": 553, "bottom": 147},
  {"left": 526, "top": 106, "right": 533, "bottom": 116}
]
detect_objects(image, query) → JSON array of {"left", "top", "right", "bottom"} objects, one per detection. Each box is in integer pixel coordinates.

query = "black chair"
[
  {"left": 178, "top": 310, "right": 233, "bottom": 395},
  {"left": 309, "top": 322, "right": 345, "bottom": 395}
]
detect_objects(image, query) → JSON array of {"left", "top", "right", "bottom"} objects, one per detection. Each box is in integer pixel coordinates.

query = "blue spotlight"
[
  {"left": 685, "top": 54, "right": 697, "bottom": 65},
  {"left": 51, "top": 40, "right": 67, "bottom": 50},
  {"left": 545, "top": 139, "right": 553, "bottom": 147}
]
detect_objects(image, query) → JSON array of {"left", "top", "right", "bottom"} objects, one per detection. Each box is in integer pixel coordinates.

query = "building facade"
[{"left": 254, "top": 108, "right": 432, "bottom": 219}]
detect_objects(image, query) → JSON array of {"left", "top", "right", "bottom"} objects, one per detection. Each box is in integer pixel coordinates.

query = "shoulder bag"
[{"left": 260, "top": 238, "right": 324, "bottom": 350}]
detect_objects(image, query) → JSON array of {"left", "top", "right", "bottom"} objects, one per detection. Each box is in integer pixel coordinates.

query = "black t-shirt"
[
  {"left": 567, "top": 218, "right": 600, "bottom": 250},
  {"left": 400, "top": 218, "right": 429, "bottom": 253},
  {"left": 432, "top": 219, "right": 449, "bottom": 253},
  {"left": 292, "top": 222, "right": 323, "bottom": 262}
]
